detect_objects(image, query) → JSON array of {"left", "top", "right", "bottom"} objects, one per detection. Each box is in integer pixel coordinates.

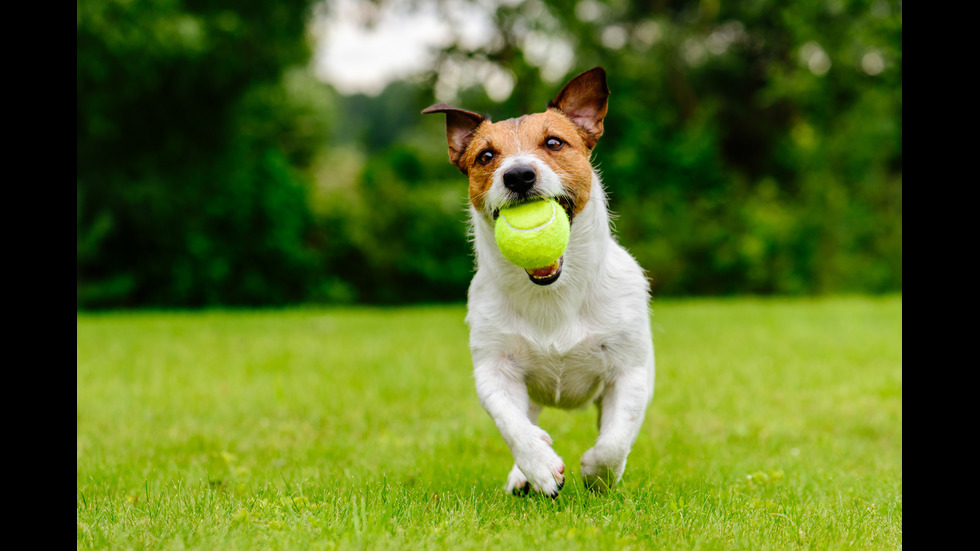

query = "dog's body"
[{"left": 424, "top": 68, "right": 654, "bottom": 496}]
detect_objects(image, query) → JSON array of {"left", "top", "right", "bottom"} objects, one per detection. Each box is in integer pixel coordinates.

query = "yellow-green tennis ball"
[{"left": 494, "top": 198, "right": 570, "bottom": 269}]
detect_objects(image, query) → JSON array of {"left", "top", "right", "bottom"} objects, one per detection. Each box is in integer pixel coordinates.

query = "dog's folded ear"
[
  {"left": 422, "top": 103, "right": 487, "bottom": 174},
  {"left": 548, "top": 67, "right": 609, "bottom": 149}
]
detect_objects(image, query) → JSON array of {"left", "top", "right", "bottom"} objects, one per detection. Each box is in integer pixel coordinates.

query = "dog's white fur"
[{"left": 466, "top": 167, "right": 655, "bottom": 495}]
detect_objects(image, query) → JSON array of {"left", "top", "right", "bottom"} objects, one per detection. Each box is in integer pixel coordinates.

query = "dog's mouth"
[
  {"left": 491, "top": 196, "right": 575, "bottom": 224},
  {"left": 491, "top": 195, "right": 573, "bottom": 286},
  {"left": 526, "top": 256, "right": 563, "bottom": 286}
]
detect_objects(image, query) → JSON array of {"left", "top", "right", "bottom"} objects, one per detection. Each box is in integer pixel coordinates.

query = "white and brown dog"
[{"left": 423, "top": 67, "right": 654, "bottom": 496}]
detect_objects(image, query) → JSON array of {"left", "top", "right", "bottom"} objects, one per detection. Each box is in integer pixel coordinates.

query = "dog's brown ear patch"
[
  {"left": 422, "top": 103, "right": 488, "bottom": 174},
  {"left": 548, "top": 67, "right": 609, "bottom": 149}
]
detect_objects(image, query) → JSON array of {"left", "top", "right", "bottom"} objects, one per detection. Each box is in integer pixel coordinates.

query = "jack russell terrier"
[{"left": 423, "top": 67, "right": 654, "bottom": 496}]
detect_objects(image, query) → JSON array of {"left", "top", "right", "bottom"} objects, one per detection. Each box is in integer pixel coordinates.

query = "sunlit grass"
[{"left": 77, "top": 296, "right": 902, "bottom": 549}]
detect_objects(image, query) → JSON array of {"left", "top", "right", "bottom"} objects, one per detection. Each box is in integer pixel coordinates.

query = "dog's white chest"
[{"left": 511, "top": 327, "right": 611, "bottom": 409}]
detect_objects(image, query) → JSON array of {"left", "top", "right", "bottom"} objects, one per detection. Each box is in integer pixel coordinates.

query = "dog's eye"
[
  {"left": 477, "top": 149, "right": 495, "bottom": 165},
  {"left": 545, "top": 137, "right": 565, "bottom": 151}
]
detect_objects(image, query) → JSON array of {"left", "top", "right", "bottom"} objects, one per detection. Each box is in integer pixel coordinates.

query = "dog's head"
[{"left": 423, "top": 67, "right": 609, "bottom": 227}]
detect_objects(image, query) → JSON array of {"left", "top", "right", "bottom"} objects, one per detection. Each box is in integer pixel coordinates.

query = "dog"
[{"left": 422, "top": 67, "right": 654, "bottom": 496}]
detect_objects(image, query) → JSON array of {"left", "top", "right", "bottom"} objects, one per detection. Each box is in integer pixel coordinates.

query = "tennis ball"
[{"left": 494, "top": 198, "right": 570, "bottom": 269}]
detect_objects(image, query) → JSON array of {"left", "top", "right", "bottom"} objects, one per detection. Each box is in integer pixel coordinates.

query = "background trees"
[{"left": 77, "top": 0, "right": 902, "bottom": 307}]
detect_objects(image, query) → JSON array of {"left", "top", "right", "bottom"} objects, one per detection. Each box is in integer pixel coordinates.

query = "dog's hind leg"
[
  {"left": 581, "top": 355, "right": 654, "bottom": 492},
  {"left": 474, "top": 357, "right": 565, "bottom": 497}
]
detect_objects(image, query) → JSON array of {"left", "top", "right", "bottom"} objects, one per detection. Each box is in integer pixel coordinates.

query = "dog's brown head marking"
[{"left": 423, "top": 67, "right": 610, "bottom": 216}]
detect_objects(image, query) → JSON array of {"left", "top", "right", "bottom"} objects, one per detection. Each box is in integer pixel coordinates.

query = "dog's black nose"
[{"left": 503, "top": 166, "right": 537, "bottom": 194}]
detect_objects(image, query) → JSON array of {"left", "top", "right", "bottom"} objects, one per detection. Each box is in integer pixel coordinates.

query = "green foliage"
[
  {"left": 77, "top": 297, "right": 903, "bottom": 548},
  {"left": 77, "top": 0, "right": 902, "bottom": 306},
  {"left": 77, "top": 0, "right": 327, "bottom": 307},
  {"left": 313, "top": 141, "right": 474, "bottom": 303}
]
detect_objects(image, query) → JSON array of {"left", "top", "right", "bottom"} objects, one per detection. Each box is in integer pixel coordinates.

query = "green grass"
[{"left": 77, "top": 296, "right": 902, "bottom": 549}]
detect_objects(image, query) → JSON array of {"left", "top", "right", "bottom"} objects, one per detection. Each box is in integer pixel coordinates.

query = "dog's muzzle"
[{"left": 503, "top": 166, "right": 537, "bottom": 195}]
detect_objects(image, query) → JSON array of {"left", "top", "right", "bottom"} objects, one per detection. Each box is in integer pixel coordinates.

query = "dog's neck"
[{"left": 469, "top": 173, "right": 613, "bottom": 327}]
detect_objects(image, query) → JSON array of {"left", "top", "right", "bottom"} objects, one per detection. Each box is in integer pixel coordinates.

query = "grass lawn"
[{"left": 77, "top": 296, "right": 902, "bottom": 549}]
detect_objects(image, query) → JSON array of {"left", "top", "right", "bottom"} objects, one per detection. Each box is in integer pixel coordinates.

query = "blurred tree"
[
  {"left": 78, "top": 0, "right": 902, "bottom": 306},
  {"left": 310, "top": 81, "right": 475, "bottom": 303},
  {"left": 77, "top": 0, "right": 332, "bottom": 306}
]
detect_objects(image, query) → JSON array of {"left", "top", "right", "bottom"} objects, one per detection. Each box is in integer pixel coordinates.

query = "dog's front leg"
[
  {"left": 581, "top": 360, "right": 654, "bottom": 492},
  {"left": 503, "top": 401, "right": 542, "bottom": 495},
  {"left": 473, "top": 358, "right": 565, "bottom": 497}
]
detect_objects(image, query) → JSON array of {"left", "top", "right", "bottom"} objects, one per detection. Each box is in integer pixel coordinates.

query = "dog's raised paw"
[
  {"left": 508, "top": 428, "right": 566, "bottom": 497},
  {"left": 526, "top": 457, "right": 564, "bottom": 497}
]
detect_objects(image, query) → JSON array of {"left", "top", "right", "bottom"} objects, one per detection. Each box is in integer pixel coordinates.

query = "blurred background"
[{"left": 76, "top": 0, "right": 902, "bottom": 308}]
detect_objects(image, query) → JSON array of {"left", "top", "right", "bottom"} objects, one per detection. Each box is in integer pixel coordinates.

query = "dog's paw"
[
  {"left": 505, "top": 464, "right": 530, "bottom": 495},
  {"left": 511, "top": 428, "right": 565, "bottom": 498},
  {"left": 580, "top": 445, "right": 627, "bottom": 493}
]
